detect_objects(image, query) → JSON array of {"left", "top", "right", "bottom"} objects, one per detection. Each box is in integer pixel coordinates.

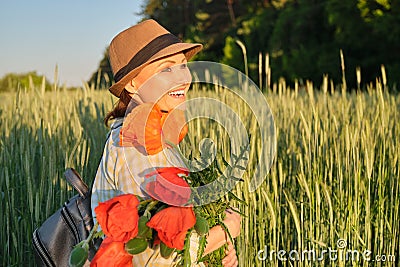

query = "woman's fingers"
[
  {"left": 222, "top": 209, "right": 240, "bottom": 266},
  {"left": 226, "top": 241, "right": 234, "bottom": 251},
  {"left": 222, "top": 245, "right": 238, "bottom": 267}
]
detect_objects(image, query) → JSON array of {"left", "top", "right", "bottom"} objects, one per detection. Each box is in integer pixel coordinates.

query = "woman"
[{"left": 91, "top": 19, "right": 240, "bottom": 266}]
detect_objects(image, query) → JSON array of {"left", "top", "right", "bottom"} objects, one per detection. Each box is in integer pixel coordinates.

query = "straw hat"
[{"left": 108, "top": 19, "right": 203, "bottom": 97}]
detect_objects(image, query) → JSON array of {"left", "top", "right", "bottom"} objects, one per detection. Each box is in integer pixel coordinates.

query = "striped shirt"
[{"left": 91, "top": 118, "right": 205, "bottom": 266}]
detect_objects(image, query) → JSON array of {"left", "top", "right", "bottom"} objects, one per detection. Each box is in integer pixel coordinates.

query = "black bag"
[{"left": 32, "top": 168, "right": 100, "bottom": 267}]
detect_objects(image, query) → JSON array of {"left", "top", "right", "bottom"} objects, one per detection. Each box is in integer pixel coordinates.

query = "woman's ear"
[
  {"left": 125, "top": 80, "right": 144, "bottom": 104},
  {"left": 125, "top": 80, "right": 136, "bottom": 94}
]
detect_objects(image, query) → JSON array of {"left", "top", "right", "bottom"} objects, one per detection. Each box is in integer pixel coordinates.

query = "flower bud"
[{"left": 194, "top": 215, "right": 209, "bottom": 236}]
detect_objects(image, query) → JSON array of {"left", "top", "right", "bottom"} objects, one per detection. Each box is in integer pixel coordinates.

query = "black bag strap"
[{"left": 64, "top": 168, "right": 89, "bottom": 198}]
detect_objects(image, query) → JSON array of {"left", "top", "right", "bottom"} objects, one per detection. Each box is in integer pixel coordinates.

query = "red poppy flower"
[
  {"left": 90, "top": 237, "right": 133, "bottom": 267},
  {"left": 94, "top": 194, "right": 140, "bottom": 242},
  {"left": 120, "top": 103, "right": 163, "bottom": 155},
  {"left": 146, "top": 207, "right": 196, "bottom": 250},
  {"left": 120, "top": 103, "right": 188, "bottom": 155},
  {"left": 160, "top": 108, "right": 188, "bottom": 146},
  {"left": 145, "top": 167, "right": 191, "bottom": 206}
]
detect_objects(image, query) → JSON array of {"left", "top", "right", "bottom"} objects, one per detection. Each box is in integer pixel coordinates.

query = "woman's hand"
[
  {"left": 203, "top": 209, "right": 241, "bottom": 256},
  {"left": 222, "top": 241, "right": 238, "bottom": 267},
  {"left": 223, "top": 209, "right": 241, "bottom": 238}
]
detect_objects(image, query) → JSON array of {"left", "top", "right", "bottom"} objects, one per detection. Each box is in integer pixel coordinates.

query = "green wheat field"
[{"left": 1, "top": 76, "right": 399, "bottom": 266}]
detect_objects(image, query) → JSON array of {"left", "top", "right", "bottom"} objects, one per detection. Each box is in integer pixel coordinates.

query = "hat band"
[{"left": 114, "top": 33, "right": 181, "bottom": 82}]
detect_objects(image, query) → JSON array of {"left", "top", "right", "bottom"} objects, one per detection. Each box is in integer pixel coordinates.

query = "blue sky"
[{"left": 0, "top": 0, "right": 144, "bottom": 86}]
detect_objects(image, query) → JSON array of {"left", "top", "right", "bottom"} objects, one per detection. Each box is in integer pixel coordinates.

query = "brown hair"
[{"left": 104, "top": 89, "right": 132, "bottom": 126}]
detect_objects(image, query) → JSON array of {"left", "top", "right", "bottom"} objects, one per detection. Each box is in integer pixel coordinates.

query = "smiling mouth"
[{"left": 168, "top": 88, "right": 186, "bottom": 98}]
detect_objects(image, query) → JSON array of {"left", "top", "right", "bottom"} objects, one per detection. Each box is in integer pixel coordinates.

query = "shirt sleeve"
[{"left": 91, "top": 127, "right": 125, "bottom": 219}]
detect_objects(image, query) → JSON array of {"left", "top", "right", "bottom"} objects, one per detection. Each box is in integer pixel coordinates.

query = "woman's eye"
[
  {"left": 180, "top": 63, "right": 187, "bottom": 69},
  {"left": 161, "top": 67, "right": 172, "bottom": 72}
]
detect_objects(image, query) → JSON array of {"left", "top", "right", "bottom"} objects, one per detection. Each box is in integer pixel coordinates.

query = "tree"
[
  {"left": 142, "top": 0, "right": 196, "bottom": 38},
  {"left": 185, "top": 0, "right": 246, "bottom": 61},
  {"left": 269, "top": 0, "right": 337, "bottom": 82},
  {"left": 222, "top": 0, "right": 338, "bottom": 84},
  {"left": 88, "top": 48, "right": 113, "bottom": 89},
  {"left": 356, "top": 0, "right": 400, "bottom": 84},
  {"left": 89, "top": 0, "right": 400, "bottom": 89},
  {"left": 141, "top": 0, "right": 247, "bottom": 61},
  {"left": 0, "top": 72, "right": 52, "bottom": 92},
  {"left": 222, "top": 3, "right": 279, "bottom": 81}
]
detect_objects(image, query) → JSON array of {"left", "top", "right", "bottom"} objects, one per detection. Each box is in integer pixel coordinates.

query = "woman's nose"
[{"left": 170, "top": 65, "right": 192, "bottom": 84}]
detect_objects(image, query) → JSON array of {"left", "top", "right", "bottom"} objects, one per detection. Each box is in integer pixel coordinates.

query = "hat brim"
[{"left": 109, "top": 42, "right": 203, "bottom": 98}]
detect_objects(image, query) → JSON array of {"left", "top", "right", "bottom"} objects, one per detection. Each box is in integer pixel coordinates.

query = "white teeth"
[{"left": 168, "top": 89, "right": 185, "bottom": 96}]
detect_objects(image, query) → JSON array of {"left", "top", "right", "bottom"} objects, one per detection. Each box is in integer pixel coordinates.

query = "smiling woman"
[
  {"left": 126, "top": 55, "right": 192, "bottom": 112},
  {"left": 90, "top": 19, "right": 241, "bottom": 267}
]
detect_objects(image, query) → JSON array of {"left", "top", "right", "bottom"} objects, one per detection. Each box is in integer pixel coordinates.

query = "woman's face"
[{"left": 126, "top": 53, "right": 190, "bottom": 112}]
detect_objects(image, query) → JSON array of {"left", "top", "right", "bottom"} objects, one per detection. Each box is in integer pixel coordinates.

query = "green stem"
[
  {"left": 86, "top": 222, "right": 99, "bottom": 243},
  {"left": 75, "top": 222, "right": 100, "bottom": 248},
  {"left": 138, "top": 198, "right": 153, "bottom": 209},
  {"left": 144, "top": 200, "right": 159, "bottom": 217},
  {"left": 165, "top": 140, "right": 190, "bottom": 169}
]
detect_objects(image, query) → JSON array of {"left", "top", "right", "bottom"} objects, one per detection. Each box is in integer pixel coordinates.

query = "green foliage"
[
  {"left": 184, "top": 0, "right": 242, "bottom": 61},
  {"left": 140, "top": 0, "right": 245, "bottom": 61},
  {"left": 0, "top": 71, "right": 52, "bottom": 92},
  {"left": 136, "top": 0, "right": 400, "bottom": 88},
  {"left": 268, "top": 0, "right": 336, "bottom": 81},
  {"left": 87, "top": 48, "right": 113, "bottom": 89},
  {"left": 221, "top": 36, "right": 243, "bottom": 71},
  {"left": 0, "top": 88, "right": 110, "bottom": 266},
  {"left": 125, "top": 238, "right": 148, "bottom": 255},
  {"left": 88, "top": 0, "right": 400, "bottom": 89},
  {"left": 141, "top": 0, "right": 199, "bottom": 39},
  {"left": 357, "top": 0, "right": 400, "bottom": 81}
]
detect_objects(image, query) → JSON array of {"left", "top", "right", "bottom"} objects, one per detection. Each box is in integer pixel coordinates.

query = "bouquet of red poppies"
[
  {"left": 68, "top": 157, "right": 246, "bottom": 267},
  {"left": 68, "top": 103, "right": 246, "bottom": 266}
]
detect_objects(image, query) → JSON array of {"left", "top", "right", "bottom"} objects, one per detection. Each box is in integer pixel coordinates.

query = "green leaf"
[
  {"left": 196, "top": 235, "right": 207, "bottom": 262},
  {"left": 93, "top": 230, "right": 104, "bottom": 239},
  {"left": 235, "top": 165, "right": 247, "bottom": 171},
  {"left": 137, "top": 216, "right": 152, "bottom": 239},
  {"left": 219, "top": 221, "right": 234, "bottom": 246},
  {"left": 69, "top": 246, "right": 88, "bottom": 267},
  {"left": 230, "top": 176, "right": 245, "bottom": 181},
  {"left": 160, "top": 241, "right": 175, "bottom": 258},
  {"left": 125, "top": 238, "right": 148, "bottom": 255},
  {"left": 228, "top": 192, "right": 247, "bottom": 204},
  {"left": 180, "top": 232, "right": 192, "bottom": 267}
]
